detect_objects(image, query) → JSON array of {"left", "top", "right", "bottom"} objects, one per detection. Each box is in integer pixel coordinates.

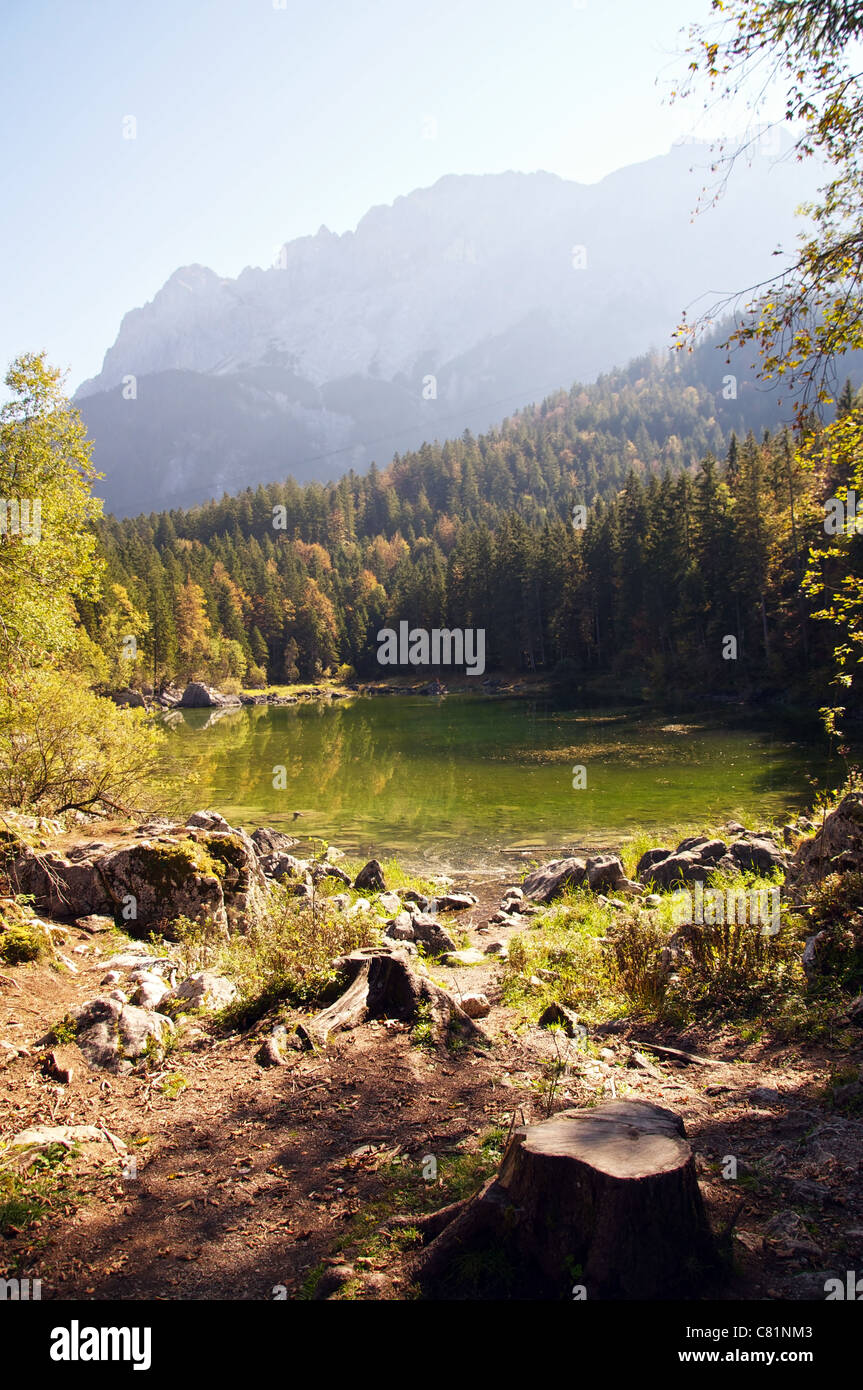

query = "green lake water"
[{"left": 158, "top": 696, "right": 838, "bottom": 872}]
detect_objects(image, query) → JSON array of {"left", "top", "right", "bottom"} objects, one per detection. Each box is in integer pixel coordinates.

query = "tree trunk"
[
  {"left": 296, "top": 947, "right": 488, "bottom": 1049},
  {"left": 409, "top": 1100, "right": 718, "bottom": 1299}
]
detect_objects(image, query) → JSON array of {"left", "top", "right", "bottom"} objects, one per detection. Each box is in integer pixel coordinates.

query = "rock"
[
  {"left": 347, "top": 898, "right": 371, "bottom": 918},
  {"left": 163, "top": 971, "right": 238, "bottom": 1013},
  {"left": 503, "top": 887, "right": 524, "bottom": 902},
  {"left": 250, "top": 827, "right": 299, "bottom": 857},
  {"left": 640, "top": 850, "right": 712, "bottom": 889},
  {"left": 378, "top": 892, "right": 402, "bottom": 915},
  {"left": 443, "top": 948, "right": 485, "bottom": 967},
  {"left": 729, "top": 836, "right": 787, "bottom": 875},
  {"left": 71, "top": 997, "right": 174, "bottom": 1072},
  {"left": 354, "top": 859, "right": 387, "bottom": 893},
  {"left": 636, "top": 847, "right": 672, "bottom": 878},
  {"left": 402, "top": 889, "right": 430, "bottom": 911},
  {"left": 538, "top": 1002, "right": 582, "bottom": 1037},
  {"left": 488, "top": 909, "right": 525, "bottom": 927},
  {"left": 39, "top": 1050, "right": 73, "bottom": 1084},
  {"left": 644, "top": 894, "right": 662, "bottom": 907},
  {"left": 787, "top": 793, "right": 863, "bottom": 891},
  {"left": 258, "top": 851, "right": 305, "bottom": 881},
  {"left": 130, "top": 974, "right": 171, "bottom": 1010},
  {"left": 256, "top": 1037, "right": 285, "bottom": 1067},
  {"left": 330, "top": 893, "right": 351, "bottom": 912},
  {"left": 186, "top": 809, "right": 233, "bottom": 832},
  {"left": 2, "top": 1123, "right": 126, "bottom": 1172},
  {"left": 483, "top": 940, "right": 508, "bottom": 958},
  {"left": 411, "top": 915, "right": 457, "bottom": 956},
  {"left": 522, "top": 858, "right": 587, "bottom": 903},
  {"left": 723, "top": 821, "right": 746, "bottom": 835},
  {"left": 100, "top": 970, "right": 121, "bottom": 985},
  {"left": 459, "top": 993, "right": 491, "bottom": 1019},
  {"left": 436, "top": 892, "right": 478, "bottom": 910},
  {"left": 75, "top": 914, "right": 115, "bottom": 934},
  {"left": 311, "top": 861, "right": 352, "bottom": 887},
  {"left": 586, "top": 855, "right": 626, "bottom": 893},
  {"left": 112, "top": 687, "right": 147, "bottom": 708},
  {"left": 384, "top": 912, "right": 416, "bottom": 942},
  {"left": 178, "top": 682, "right": 241, "bottom": 708}
]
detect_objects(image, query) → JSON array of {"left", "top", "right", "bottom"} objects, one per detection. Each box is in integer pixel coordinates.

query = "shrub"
[{"left": 0, "top": 666, "right": 166, "bottom": 816}]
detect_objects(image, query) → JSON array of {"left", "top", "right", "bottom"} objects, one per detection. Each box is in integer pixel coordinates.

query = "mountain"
[{"left": 76, "top": 143, "right": 817, "bottom": 518}]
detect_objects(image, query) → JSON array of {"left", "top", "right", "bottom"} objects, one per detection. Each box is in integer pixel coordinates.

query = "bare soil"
[{"left": 2, "top": 877, "right": 862, "bottom": 1302}]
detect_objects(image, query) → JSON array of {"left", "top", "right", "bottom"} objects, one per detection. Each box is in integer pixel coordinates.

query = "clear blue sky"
[{"left": 2, "top": 0, "right": 754, "bottom": 392}]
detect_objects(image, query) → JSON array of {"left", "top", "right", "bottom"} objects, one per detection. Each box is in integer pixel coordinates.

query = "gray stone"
[
  {"left": 71, "top": 997, "right": 174, "bottom": 1072},
  {"left": 250, "top": 827, "right": 300, "bottom": 857},
  {"left": 729, "top": 836, "right": 787, "bottom": 875},
  {"left": 635, "top": 847, "right": 672, "bottom": 878},
  {"left": 521, "top": 857, "right": 587, "bottom": 903},
  {"left": 164, "top": 971, "right": 238, "bottom": 1013},
  {"left": 354, "top": 859, "right": 387, "bottom": 892},
  {"left": 410, "top": 915, "right": 457, "bottom": 956},
  {"left": 179, "top": 682, "right": 241, "bottom": 708},
  {"left": 436, "top": 892, "right": 478, "bottom": 910},
  {"left": 185, "top": 809, "right": 233, "bottom": 832},
  {"left": 459, "top": 993, "right": 491, "bottom": 1019},
  {"left": 586, "top": 854, "right": 626, "bottom": 893}
]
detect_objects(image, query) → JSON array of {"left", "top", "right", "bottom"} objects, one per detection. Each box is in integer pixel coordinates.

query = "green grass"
[{"left": 0, "top": 1142, "right": 74, "bottom": 1239}]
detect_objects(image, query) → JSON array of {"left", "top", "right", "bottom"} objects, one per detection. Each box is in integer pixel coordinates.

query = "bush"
[
  {"left": 0, "top": 665, "right": 166, "bottom": 815},
  {"left": 245, "top": 664, "right": 268, "bottom": 689},
  {"left": 804, "top": 871, "right": 863, "bottom": 988},
  {"left": 0, "top": 918, "right": 47, "bottom": 964},
  {"left": 215, "top": 882, "right": 381, "bottom": 1027}
]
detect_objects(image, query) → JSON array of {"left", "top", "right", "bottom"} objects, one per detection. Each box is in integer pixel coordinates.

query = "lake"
[{"left": 159, "top": 695, "right": 838, "bottom": 872}]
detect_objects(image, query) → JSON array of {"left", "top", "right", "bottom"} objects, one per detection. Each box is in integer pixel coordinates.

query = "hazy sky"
[{"left": 2, "top": 0, "right": 769, "bottom": 391}]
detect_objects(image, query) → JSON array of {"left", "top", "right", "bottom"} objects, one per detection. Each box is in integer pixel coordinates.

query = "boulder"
[
  {"left": 130, "top": 974, "right": 171, "bottom": 1010},
  {"left": 728, "top": 836, "right": 786, "bottom": 876},
  {"left": 460, "top": 993, "right": 491, "bottom": 1019},
  {"left": 11, "top": 846, "right": 113, "bottom": 919},
  {"left": 385, "top": 912, "right": 416, "bottom": 942},
  {"left": 250, "top": 827, "right": 299, "bottom": 857},
  {"left": 522, "top": 858, "right": 587, "bottom": 904},
  {"left": 586, "top": 855, "right": 627, "bottom": 893},
  {"left": 410, "top": 914, "right": 457, "bottom": 956},
  {"left": 354, "top": 859, "right": 387, "bottom": 892},
  {"left": 787, "top": 794, "right": 863, "bottom": 890},
  {"left": 186, "top": 809, "right": 233, "bottom": 832},
  {"left": 163, "top": 971, "right": 238, "bottom": 1013},
  {"left": 258, "top": 852, "right": 305, "bottom": 881},
  {"left": 70, "top": 997, "right": 174, "bottom": 1073},
  {"left": 112, "top": 687, "right": 146, "bottom": 708},
  {"left": 636, "top": 847, "right": 672, "bottom": 879},
  {"left": 99, "top": 840, "right": 227, "bottom": 936},
  {"left": 436, "top": 892, "right": 478, "bottom": 911},
  {"left": 538, "top": 1002, "right": 583, "bottom": 1037},
  {"left": 640, "top": 851, "right": 712, "bottom": 889},
  {"left": 178, "top": 682, "right": 241, "bottom": 708},
  {"left": 3, "top": 1124, "right": 127, "bottom": 1172},
  {"left": 378, "top": 892, "right": 402, "bottom": 915}
]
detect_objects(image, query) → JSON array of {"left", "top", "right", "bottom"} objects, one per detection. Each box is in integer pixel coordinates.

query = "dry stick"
[{"left": 630, "top": 1041, "right": 729, "bottom": 1068}]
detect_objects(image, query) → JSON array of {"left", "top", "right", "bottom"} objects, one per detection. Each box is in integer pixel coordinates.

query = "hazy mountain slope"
[{"left": 77, "top": 145, "right": 817, "bottom": 517}]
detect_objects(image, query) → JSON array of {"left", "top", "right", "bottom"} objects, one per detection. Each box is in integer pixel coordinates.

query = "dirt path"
[{"left": 2, "top": 885, "right": 862, "bottom": 1301}]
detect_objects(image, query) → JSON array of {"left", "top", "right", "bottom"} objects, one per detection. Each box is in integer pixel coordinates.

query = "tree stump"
[
  {"left": 409, "top": 1100, "right": 718, "bottom": 1299},
  {"left": 296, "top": 947, "right": 488, "bottom": 1048}
]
